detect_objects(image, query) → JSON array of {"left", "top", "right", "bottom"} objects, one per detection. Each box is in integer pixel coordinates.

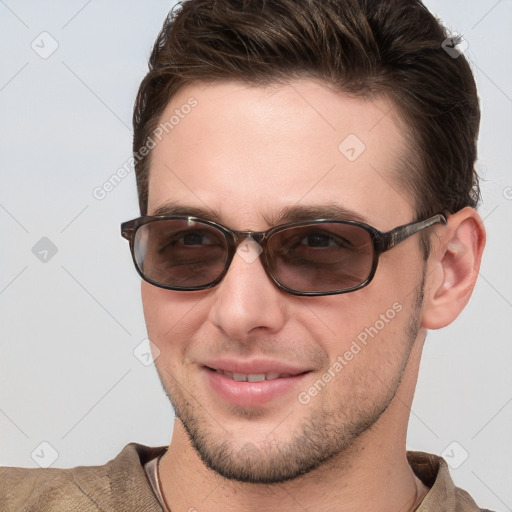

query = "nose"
[{"left": 207, "top": 238, "right": 287, "bottom": 340}]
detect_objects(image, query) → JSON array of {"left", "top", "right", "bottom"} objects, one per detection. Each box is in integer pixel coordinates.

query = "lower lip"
[{"left": 204, "top": 368, "right": 309, "bottom": 407}]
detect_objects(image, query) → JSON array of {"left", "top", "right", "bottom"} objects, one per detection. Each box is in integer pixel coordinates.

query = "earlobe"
[{"left": 421, "top": 207, "right": 486, "bottom": 330}]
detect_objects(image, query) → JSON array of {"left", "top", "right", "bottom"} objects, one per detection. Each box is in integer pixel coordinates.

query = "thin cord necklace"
[{"left": 156, "top": 453, "right": 172, "bottom": 512}]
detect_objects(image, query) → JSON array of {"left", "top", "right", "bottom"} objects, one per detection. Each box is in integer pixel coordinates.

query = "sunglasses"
[{"left": 121, "top": 213, "right": 446, "bottom": 296}]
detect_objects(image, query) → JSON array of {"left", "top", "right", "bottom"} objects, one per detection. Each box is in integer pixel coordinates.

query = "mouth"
[
  {"left": 202, "top": 361, "right": 311, "bottom": 407},
  {"left": 207, "top": 368, "right": 298, "bottom": 382}
]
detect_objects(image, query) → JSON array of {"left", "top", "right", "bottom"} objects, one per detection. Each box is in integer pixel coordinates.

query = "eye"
[
  {"left": 153, "top": 227, "right": 225, "bottom": 256},
  {"left": 297, "top": 231, "right": 352, "bottom": 249},
  {"left": 173, "top": 230, "right": 217, "bottom": 247},
  {"left": 300, "top": 233, "right": 338, "bottom": 248}
]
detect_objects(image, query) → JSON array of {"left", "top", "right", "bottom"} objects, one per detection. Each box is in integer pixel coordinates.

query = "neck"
[
  {"left": 160, "top": 431, "right": 427, "bottom": 512},
  {"left": 159, "top": 339, "right": 429, "bottom": 512}
]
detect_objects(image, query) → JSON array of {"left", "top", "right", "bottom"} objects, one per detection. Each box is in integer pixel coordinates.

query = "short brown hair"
[{"left": 133, "top": 0, "right": 480, "bottom": 231}]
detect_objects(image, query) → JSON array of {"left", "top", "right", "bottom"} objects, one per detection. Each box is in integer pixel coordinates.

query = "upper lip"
[{"left": 202, "top": 359, "right": 311, "bottom": 376}]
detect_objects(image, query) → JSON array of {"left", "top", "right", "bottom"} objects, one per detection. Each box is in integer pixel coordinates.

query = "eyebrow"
[
  {"left": 149, "top": 201, "right": 368, "bottom": 226},
  {"left": 268, "top": 204, "right": 368, "bottom": 225},
  {"left": 150, "top": 202, "right": 224, "bottom": 223}
]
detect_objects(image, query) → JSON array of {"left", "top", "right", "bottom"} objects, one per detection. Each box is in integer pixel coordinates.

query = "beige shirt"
[{"left": 1, "top": 443, "right": 493, "bottom": 511}]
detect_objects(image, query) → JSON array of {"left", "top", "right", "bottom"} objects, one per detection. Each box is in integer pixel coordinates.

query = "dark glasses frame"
[{"left": 121, "top": 212, "right": 447, "bottom": 296}]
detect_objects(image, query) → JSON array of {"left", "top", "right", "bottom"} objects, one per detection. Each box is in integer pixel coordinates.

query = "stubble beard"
[{"left": 158, "top": 278, "right": 425, "bottom": 484}]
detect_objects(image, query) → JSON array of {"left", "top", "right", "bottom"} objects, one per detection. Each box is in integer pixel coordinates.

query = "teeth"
[
  {"left": 215, "top": 369, "right": 291, "bottom": 381},
  {"left": 247, "top": 374, "right": 266, "bottom": 382}
]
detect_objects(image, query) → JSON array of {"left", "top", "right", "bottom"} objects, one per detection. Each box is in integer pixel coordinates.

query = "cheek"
[
  {"left": 304, "top": 277, "right": 415, "bottom": 365},
  {"left": 141, "top": 282, "right": 164, "bottom": 340},
  {"left": 309, "top": 298, "right": 415, "bottom": 403},
  {"left": 141, "top": 283, "right": 210, "bottom": 351}
]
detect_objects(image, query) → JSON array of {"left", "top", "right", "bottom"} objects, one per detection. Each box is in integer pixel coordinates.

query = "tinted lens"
[
  {"left": 134, "top": 219, "right": 229, "bottom": 288},
  {"left": 267, "top": 223, "right": 374, "bottom": 293}
]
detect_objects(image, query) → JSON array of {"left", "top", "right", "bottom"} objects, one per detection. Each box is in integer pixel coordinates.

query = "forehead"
[{"left": 147, "top": 80, "right": 413, "bottom": 230}]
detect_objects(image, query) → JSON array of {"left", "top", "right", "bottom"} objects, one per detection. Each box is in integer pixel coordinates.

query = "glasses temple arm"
[{"left": 375, "top": 213, "right": 448, "bottom": 252}]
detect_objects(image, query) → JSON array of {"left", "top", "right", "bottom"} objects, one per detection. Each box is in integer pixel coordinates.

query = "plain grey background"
[{"left": 0, "top": 1, "right": 511, "bottom": 510}]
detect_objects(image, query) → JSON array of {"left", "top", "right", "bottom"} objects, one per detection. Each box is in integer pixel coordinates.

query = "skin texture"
[{"left": 141, "top": 80, "right": 485, "bottom": 512}]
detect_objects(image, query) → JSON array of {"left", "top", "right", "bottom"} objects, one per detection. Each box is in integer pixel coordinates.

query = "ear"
[{"left": 421, "top": 207, "right": 486, "bottom": 330}]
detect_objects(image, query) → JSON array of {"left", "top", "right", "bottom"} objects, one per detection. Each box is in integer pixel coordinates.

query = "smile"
[
  {"left": 211, "top": 369, "right": 293, "bottom": 382},
  {"left": 203, "top": 364, "right": 311, "bottom": 407}
]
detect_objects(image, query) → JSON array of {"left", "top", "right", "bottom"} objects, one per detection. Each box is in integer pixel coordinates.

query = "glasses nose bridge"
[{"left": 231, "top": 229, "right": 268, "bottom": 247}]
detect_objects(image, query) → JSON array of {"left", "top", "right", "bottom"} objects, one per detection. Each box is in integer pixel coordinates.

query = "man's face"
[{"left": 142, "top": 80, "right": 427, "bottom": 483}]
